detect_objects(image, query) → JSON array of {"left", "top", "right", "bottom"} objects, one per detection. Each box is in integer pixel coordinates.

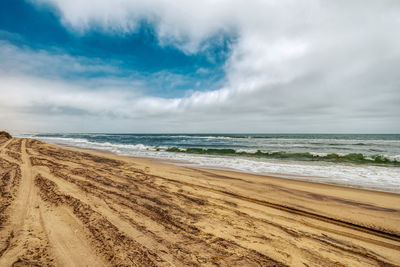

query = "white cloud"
[
  {"left": 0, "top": 40, "right": 120, "bottom": 78},
  {"left": 2, "top": 0, "right": 400, "bottom": 132}
]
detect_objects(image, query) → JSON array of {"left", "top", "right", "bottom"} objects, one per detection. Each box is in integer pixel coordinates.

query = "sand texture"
[{"left": 0, "top": 137, "right": 399, "bottom": 266}]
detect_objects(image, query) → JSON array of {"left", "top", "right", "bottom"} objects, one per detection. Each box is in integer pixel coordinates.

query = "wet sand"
[{"left": 0, "top": 136, "right": 399, "bottom": 266}]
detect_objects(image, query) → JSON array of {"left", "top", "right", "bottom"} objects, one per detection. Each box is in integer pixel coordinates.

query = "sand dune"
[{"left": 0, "top": 136, "right": 399, "bottom": 266}]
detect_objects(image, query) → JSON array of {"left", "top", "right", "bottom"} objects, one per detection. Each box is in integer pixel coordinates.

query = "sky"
[{"left": 0, "top": 0, "right": 399, "bottom": 133}]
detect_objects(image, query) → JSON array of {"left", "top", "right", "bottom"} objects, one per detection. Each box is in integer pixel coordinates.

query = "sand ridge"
[{"left": 0, "top": 136, "right": 399, "bottom": 266}]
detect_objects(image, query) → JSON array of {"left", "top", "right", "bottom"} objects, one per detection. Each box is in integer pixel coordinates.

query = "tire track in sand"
[
  {"left": 25, "top": 139, "right": 108, "bottom": 267},
  {"left": 2, "top": 138, "right": 399, "bottom": 266},
  {"left": 36, "top": 167, "right": 178, "bottom": 266},
  {"left": 0, "top": 139, "right": 53, "bottom": 266},
  {"left": 0, "top": 139, "right": 106, "bottom": 266},
  {"left": 0, "top": 139, "right": 13, "bottom": 153},
  {"left": 38, "top": 201, "right": 108, "bottom": 267}
]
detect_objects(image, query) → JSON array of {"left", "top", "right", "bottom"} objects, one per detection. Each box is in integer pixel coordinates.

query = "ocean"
[{"left": 20, "top": 133, "right": 400, "bottom": 193}]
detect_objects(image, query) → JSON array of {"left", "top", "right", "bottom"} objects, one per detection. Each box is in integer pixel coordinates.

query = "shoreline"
[
  {"left": 1, "top": 136, "right": 399, "bottom": 266},
  {"left": 50, "top": 140, "right": 400, "bottom": 195}
]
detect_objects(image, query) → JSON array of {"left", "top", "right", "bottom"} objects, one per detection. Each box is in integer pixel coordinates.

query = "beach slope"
[{"left": 0, "top": 136, "right": 399, "bottom": 266}]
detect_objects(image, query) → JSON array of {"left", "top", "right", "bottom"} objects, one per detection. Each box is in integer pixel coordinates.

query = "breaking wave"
[{"left": 165, "top": 147, "right": 400, "bottom": 166}]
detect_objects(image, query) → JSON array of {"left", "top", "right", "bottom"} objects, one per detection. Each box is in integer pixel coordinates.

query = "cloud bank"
[{"left": 1, "top": 0, "right": 400, "bottom": 133}]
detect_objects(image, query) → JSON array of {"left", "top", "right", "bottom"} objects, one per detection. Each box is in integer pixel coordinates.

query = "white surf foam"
[{"left": 21, "top": 135, "right": 400, "bottom": 193}]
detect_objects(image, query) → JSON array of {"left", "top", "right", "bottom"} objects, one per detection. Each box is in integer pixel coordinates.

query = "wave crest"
[{"left": 165, "top": 147, "right": 400, "bottom": 166}]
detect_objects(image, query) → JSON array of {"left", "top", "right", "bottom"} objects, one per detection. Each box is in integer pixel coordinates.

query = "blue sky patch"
[{"left": 0, "top": 0, "right": 233, "bottom": 97}]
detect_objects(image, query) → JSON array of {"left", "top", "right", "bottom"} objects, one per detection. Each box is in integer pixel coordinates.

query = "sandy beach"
[{"left": 0, "top": 135, "right": 399, "bottom": 266}]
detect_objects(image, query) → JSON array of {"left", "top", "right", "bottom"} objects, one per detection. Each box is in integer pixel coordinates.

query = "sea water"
[{"left": 20, "top": 133, "right": 400, "bottom": 193}]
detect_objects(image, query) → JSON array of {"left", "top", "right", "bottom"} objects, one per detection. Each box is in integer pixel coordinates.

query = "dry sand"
[{"left": 0, "top": 136, "right": 399, "bottom": 266}]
